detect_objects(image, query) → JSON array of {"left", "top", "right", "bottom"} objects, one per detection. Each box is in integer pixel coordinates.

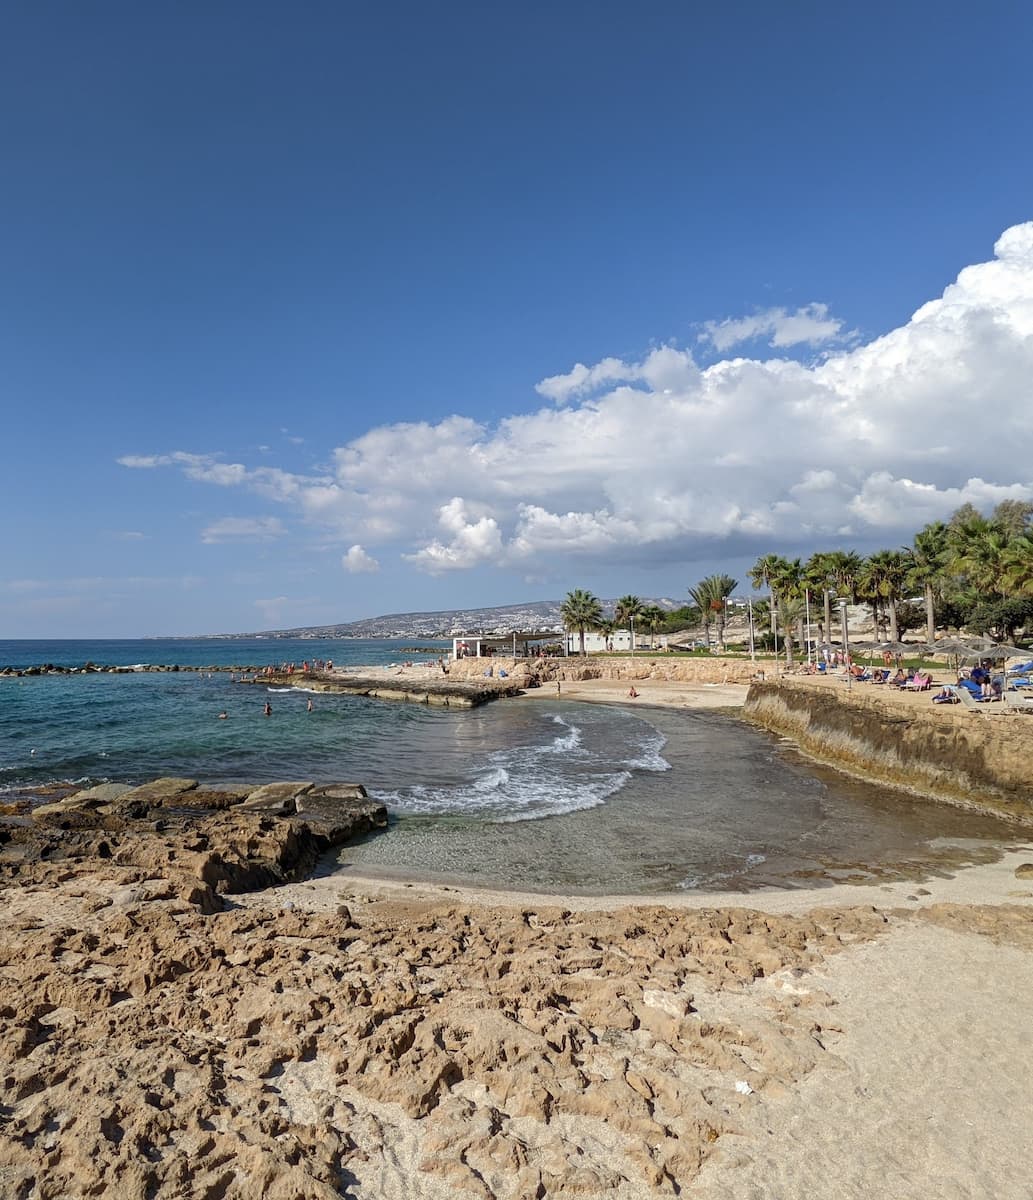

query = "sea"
[{"left": 0, "top": 637, "right": 1020, "bottom": 894}]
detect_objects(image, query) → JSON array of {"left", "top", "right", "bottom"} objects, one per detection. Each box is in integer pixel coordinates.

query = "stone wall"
[
  {"left": 743, "top": 681, "right": 1033, "bottom": 826},
  {"left": 446, "top": 655, "right": 757, "bottom": 685}
]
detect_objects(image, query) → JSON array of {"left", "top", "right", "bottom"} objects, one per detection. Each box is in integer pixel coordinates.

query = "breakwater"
[
  {"left": 259, "top": 671, "right": 523, "bottom": 707},
  {"left": 744, "top": 680, "right": 1033, "bottom": 825},
  {"left": 2, "top": 661, "right": 261, "bottom": 676}
]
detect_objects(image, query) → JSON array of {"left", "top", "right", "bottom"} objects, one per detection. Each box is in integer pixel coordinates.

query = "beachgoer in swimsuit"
[{"left": 263, "top": 701, "right": 272, "bottom": 716}]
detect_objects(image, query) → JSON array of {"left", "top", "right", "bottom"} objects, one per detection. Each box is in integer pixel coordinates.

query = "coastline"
[
  {"left": 3, "top": 821, "right": 1031, "bottom": 1199},
  {"left": 4, "top": 657, "right": 1033, "bottom": 1197}
]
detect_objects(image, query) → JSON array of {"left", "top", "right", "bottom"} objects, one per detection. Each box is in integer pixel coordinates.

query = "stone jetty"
[{"left": 257, "top": 669, "right": 524, "bottom": 707}]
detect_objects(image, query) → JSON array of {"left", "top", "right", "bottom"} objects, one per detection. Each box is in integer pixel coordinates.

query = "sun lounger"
[
  {"left": 905, "top": 671, "right": 932, "bottom": 691},
  {"left": 1004, "top": 689, "right": 1033, "bottom": 713},
  {"left": 950, "top": 686, "right": 999, "bottom": 715}
]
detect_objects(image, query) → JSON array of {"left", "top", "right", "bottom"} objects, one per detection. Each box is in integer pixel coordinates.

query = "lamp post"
[
  {"left": 630, "top": 614, "right": 635, "bottom": 658},
  {"left": 839, "top": 599, "right": 850, "bottom": 686},
  {"left": 747, "top": 597, "right": 756, "bottom": 663},
  {"left": 805, "top": 588, "right": 812, "bottom": 667}
]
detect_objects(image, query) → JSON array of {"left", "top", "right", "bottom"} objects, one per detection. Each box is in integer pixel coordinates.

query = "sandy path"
[
  {"left": 693, "top": 916, "right": 1033, "bottom": 1200},
  {"left": 271, "top": 850, "right": 1033, "bottom": 1200}
]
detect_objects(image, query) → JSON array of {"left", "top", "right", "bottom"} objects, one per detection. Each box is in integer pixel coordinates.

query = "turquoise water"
[{"left": 0, "top": 639, "right": 1019, "bottom": 893}]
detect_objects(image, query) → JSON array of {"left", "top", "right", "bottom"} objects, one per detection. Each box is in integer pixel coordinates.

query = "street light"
[
  {"left": 630, "top": 613, "right": 635, "bottom": 658},
  {"left": 747, "top": 597, "right": 756, "bottom": 663}
]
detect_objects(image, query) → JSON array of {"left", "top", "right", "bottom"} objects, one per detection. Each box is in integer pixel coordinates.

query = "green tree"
[
  {"left": 614, "top": 595, "right": 644, "bottom": 653},
  {"left": 640, "top": 605, "right": 668, "bottom": 648},
  {"left": 992, "top": 500, "right": 1033, "bottom": 539},
  {"left": 859, "top": 549, "right": 910, "bottom": 641},
  {"left": 695, "top": 574, "right": 738, "bottom": 650},
  {"left": 1000, "top": 535, "right": 1033, "bottom": 597},
  {"left": 946, "top": 514, "right": 1011, "bottom": 598},
  {"left": 687, "top": 584, "right": 713, "bottom": 649},
  {"left": 560, "top": 589, "right": 603, "bottom": 657},
  {"left": 805, "top": 551, "right": 838, "bottom": 646},
  {"left": 748, "top": 553, "right": 789, "bottom": 636},
  {"left": 777, "top": 595, "right": 804, "bottom": 667},
  {"left": 908, "top": 521, "right": 949, "bottom": 645}
]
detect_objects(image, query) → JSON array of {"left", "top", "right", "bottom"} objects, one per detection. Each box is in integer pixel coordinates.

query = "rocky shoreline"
[{"left": 1, "top": 776, "right": 388, "bottom": 912}]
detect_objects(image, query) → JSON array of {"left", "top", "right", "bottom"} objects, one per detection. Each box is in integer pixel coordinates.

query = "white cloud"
[
  {"left": 119, "top": 224, "right": 1033, "bottom": 574},
  {"left": 200, "top": 517, "right": 286, "bottom": 544},
  {"left": 405, "top": 498, "right": 504, "bottom": 572},
  {"left": 342, "top": 544, "right": 380, "bottom": 573},
  {"left": 701, "top": 303, "right": 848, "bottom": 352}
]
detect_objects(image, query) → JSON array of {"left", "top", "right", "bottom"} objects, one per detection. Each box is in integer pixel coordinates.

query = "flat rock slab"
[
  {"left": 120, "top": 778, "right": 200, "bottom": 805},
  {"left": 307, "top": 783, "right": 369, "bottom": 802},
  {"left": 66, "top": 783, "right": 135, "bottom": 805},
  {"left": 240, "top": 781, "right": 315, "bottom": 813}
]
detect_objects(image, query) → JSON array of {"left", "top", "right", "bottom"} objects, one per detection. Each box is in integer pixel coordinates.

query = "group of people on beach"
[{"left": 261, "top": 659, "right": 333, "bottom": 676}]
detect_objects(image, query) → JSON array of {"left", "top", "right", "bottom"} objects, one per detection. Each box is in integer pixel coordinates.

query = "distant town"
[{"left": 204, "top": 598, "right": 683, "bottom": 641}]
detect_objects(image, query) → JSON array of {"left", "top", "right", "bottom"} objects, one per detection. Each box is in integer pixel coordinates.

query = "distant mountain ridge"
[{"left": 214, "top": 598, "right": 680, "bottom": 640}]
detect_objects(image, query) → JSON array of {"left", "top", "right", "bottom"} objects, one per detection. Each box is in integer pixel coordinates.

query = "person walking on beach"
[
  {"left": 263, "top": 701, "right": 272, "bottom": 717},
  {"left": 556, "top": 680, "right": 561, "bottom": 697}
]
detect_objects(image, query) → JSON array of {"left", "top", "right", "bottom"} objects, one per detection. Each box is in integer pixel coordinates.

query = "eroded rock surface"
[{"left": 0, "top": 859, "right": 889, "bottom": 1199}]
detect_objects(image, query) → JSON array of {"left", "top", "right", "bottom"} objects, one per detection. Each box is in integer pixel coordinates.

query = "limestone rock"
[
  {"left": 1014, "top": 862, "right": 1033, "bottom": 880},
  {"left": 239, "top": 781, "right": 315, "bottom": 812}
]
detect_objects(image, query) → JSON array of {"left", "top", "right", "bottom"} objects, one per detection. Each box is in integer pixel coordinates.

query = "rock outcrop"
[
  {"left": 744, "top": 681, "right": 1033, "bottom": 824},
  {"left": 3, "top": 777, "right": 388, "bottom": 910}
]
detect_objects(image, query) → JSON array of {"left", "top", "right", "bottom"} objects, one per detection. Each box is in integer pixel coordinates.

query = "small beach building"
[
  {"left": 452, "top": 632, "right": 563, "bottom": 658},
  {"left": 562, "top": 631, "right": 669, "bottom": 654}
]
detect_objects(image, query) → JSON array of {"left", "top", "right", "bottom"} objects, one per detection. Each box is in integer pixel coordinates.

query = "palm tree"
[
  {"left": 777, "top": 595, "right": 804, "bottom": 667},
  {"left": 560, "top": 589, "right": 603, "bottom": 656},
  {"left": 805, "top": 551, "right": 838, "bottom": 646},
  {"left": 595, "top": 618, "right": 616, "bottom": 651},
  {"left": 825, "top": 550, "right": 863, "bottom": 604},
  {"left": 908, "top": 521, "right": 949, "bottom": 644},
  {"left": 749, "top": 554, "right": 788, "bottom": 636},
  {"left": 860, "top": 549, "right": 910, "bottom": 641},
  {"left": 947, "top": 514, "right": 1011, "bottom": 598},
  {"left": 1000, "top": 535, "right": 1033, "bottom": 597},
  {"left": 614, "top": 595, "right": 644, "bottom": 653},
  {"left": 770, "top": 558, "right": 806, "bottom": 651},
  {"left": 687, "top": 584, "right": 713, "bottom": 649},
  {"left": 696, "top": 574, "right": 738, "bottom": 650},
  {"left": 640, "top": 605, "right": 667, "bottom": 649}
]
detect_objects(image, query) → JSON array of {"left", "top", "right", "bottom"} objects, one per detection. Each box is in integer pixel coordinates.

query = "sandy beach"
[{"left": 2, "top": 661, "right": 1032, "bottom": 1199}]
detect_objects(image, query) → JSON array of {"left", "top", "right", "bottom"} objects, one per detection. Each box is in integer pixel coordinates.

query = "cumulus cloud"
[
  {"left": 700, "top": 302, "right": 850, "bottom": 352},
  {"left": 120, "top": 224, "right": 1033, "bottom": 574},
  {"left": 200, "top": 517, "right": 286, "bottom": 544},
  {"left": 405, "top": 498, "right": 504, "bottom": 572},
  {"left": 342, "top": 544, "right": 380, "bottom": 573}
]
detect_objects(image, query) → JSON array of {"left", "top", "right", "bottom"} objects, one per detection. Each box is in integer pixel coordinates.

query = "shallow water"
[
  {"left": 335, "top": 703, "right": 1021, "bottom": 894},
  {"left": 1, "top": 639, "right": 1021, "bottom": 896}
]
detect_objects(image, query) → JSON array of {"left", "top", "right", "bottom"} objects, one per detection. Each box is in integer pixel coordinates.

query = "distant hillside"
[{"left": 218, "top": 598, "right": 680, "bottom": 640}]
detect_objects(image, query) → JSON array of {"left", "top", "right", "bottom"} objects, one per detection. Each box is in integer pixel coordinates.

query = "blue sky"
[{"left": 3, "top": 1, "right": 1032, "bottom": 636}]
